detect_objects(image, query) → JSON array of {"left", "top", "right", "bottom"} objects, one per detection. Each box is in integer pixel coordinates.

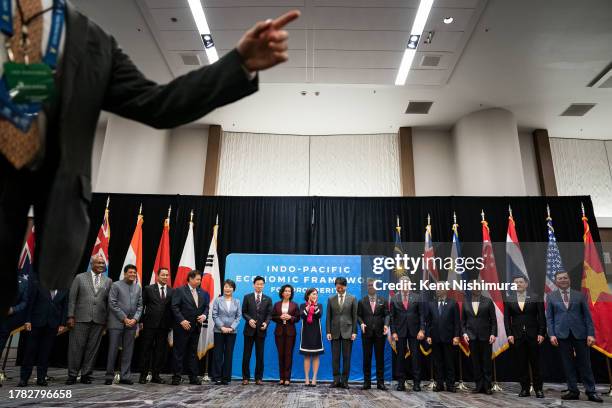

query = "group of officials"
[{"left": 0, "top": 254, "right": 604, "bottom": 402}]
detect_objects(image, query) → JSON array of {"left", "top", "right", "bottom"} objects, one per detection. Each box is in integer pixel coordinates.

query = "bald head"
[{"left": 91, "top": 255, "right": 106, "bottom": 274}]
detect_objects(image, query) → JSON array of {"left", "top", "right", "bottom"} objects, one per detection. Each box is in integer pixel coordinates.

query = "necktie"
[
  {"left": 438, "top": 300, "right": 443, "bottom": 315},
  {"left": 370, "top": 298, "right": 376, "bottom": 313},
  {"left": 563, "top": 291, "right": 569, "bottom": 308},
  {"left": 94, "top": 274, "right": 100, "bottom": 293},
  {"left": 339, "top": 294, "right": 344, "bottom": 308},
  {"left": 191, "top": 287, "right": 198, "bottom": 307},
  {"left": 0, "top": 0, "right": 44, "bottom": 169},
  {"left": 518, "top": 295, "right": 525, "bottom": 311},
  {"left": 255, "top": 293, "right": 261, "bottom": 310},
  {"left": 161, "top": 286, "right": 165, "bottom": 300},
  {"left": 473, "top": 300, "right": 479, "bottom": 315}
]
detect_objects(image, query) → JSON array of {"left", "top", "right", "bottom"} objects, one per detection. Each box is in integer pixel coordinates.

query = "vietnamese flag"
[
  {"left": 581, "top": 214, "right": 612, "bottom": 357},
  {"left": 150, "top": 208, "right": 172, "bottom": 286}
]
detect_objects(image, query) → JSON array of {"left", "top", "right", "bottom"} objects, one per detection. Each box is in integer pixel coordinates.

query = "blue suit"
[
  {"left": 20, "top": 282, "right": 68, "bottom": 383},
  {"left": 0, "top": 274, "right": 29, "bottom": 356},
  {"left": 546, "top": 288, "right": 596, "bottom": 394}
]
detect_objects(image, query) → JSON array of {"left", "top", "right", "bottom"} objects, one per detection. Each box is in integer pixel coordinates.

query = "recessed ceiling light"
[
  {"left": 187, "top": 0, "right": 218, "bottom": 64},
  {"left": 395, "top": 0, "right": 434, "bottom": 86},
  {"left": 443, "top": 17, "right": 454, "bottom": 24}
]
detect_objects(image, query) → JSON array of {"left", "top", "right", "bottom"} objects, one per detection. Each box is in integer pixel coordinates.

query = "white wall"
[
  {"left": 518, "top": 131, "right": 541, "bottom": 196},
  {"left": 94, "top": 115, "right": 208, "bottom": 195},
  {"left": 412, "top": 129, "right": 456, "bottom": 196}
]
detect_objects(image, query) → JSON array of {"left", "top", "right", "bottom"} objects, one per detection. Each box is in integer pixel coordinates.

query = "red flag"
[
  {"left": 150, "top": 210, "right": 172, "bottom": 286},
  {"left": 581, "top": 215, "right": 612, "bottom": 357},
  {"left": 91, "top": 199, "right": 110, "bottom": 275}
]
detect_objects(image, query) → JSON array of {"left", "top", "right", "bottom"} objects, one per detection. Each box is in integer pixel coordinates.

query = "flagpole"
[
  {"left": 190, "top": 209, "right": 194, "bottom": 223},
  {"left": 106, "top": 195, "right": 110, "bottom": 210},
  {"left": 607, "top": 357, "right": 612, "bottom": 397},
  {"left": 492, "top": 359, "right": 503, "bottom": 392},
  {"left": 457, "top": 351, "right": 468, "bottom": 391}
]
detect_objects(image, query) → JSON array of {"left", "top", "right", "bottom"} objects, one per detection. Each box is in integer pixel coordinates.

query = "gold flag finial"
[
  {"left": 508, "top": 205, "right": 513, "bottom": 218},
  {"left": 190, "top": 209, "right": 194, "bottom": 223},
  {"left": 481, "top": 209, "right": 485, "bottom": 221},
  {"left": 138, "top": 203, "right": 142, "bottom": 215}
]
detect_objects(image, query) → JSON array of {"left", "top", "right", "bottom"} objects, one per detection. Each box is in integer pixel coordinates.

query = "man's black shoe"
[
  {"left": 471, "top": 388, "right": 482, "bottom": 394},
  {"left": 519, "top": 389, "right": 530, "bottom": 397},
  {"left": 561, "top": 391, "right": 580, "bottom": 400},
  {"left": 535, "top": 390, "right": 544, "bottom": 398},
  {"left": 36, "top": 380, "right": 49, "bottom": 386},
  {"left": 151, "top": 377, "right": 165, "bottom": 384},
  {"left": 329, "top": 382, "right": 340, "bottom": 388},
  {"left": 587, "top": 394, "right": 603, "bottom": 403},
  {"left": 377, "top": 383, "right": 387, "bottom": 391},
  {"left": 433, "top": 385, "right": 444, "bottom": 392},
  {"left": 104, "top": 379, "right": 113, "bottom": 385},
  {"left": 171, "top": 376, "right": 181, "bottom": 386},
  {"left": 484, "top": 388, "right": 493, "bottom": 395},
  {"left": 189, "top": 377, "right": 202, "bottom": 385},
  {"left": 138, "top": 375, "right": 147, "bottom": 384},
  {"left": 361, "top": 383, "right": 371, "bottom": 390},
  {"left": 80, "top": 376, "right": 93, "bottom": 384},
  {"left": 396, "top": 384, "right": 406, "bottom": 391},
  {"left": 447, "top": 386, "right": 456, "bottom": 393},
  {"left": 342, "top": 382, "right": 349, "bottom": 389},
  {"left": 17, "top": 380, "right": 28, "bottom": 387},
  {"left": 119, "top": 379, "right": 134, "bottom": 385},
  {"left": 65, "top": 376, "right": 77, "bottom": 385},
  {"left": 413, "top": 384, "right": 421, "bottom": 392}
]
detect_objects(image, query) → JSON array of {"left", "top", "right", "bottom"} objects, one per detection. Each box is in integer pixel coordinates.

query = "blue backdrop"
[{"left": 225, "top": 253, "right": 393, "bottom": 381}]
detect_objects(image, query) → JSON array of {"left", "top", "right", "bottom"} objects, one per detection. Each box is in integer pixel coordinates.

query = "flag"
[
  {"left": 446, "top": 217, "right": 469, "bottom": 356},
  {"left": 121, "top": 208, "right": 143, "bottom": 286},
  {"left": 480, "top": 213, "right": 509, "bottom": 358},
  {"left": 387, "top": 222, "right": 403, "bottom": 354},
  {"left": 420, "top": 216, "right": 436, "bottom": 356},
  {"left": 150, "top": 209, "right": 172, "bottom": 286},
  {"left": 197, "top": 222, "right": 221, "bottom": 359},
  {"left": 18, "top": 225, "right": 35, "bottom": 277},
  {"left": 174, "top": 214, "right": 196, "bottom": 289},
  {"left": 545, "top": 213, "right": 564, "bottom": 304},
  {"left": 581, "top": 213, "right": 612, "bottom": 357},
  {"left": 505, "top": 209, "right": 528, "bottom": 293},
  {"left": 90, "top": 198, "right": 110, "bottom": 276}
]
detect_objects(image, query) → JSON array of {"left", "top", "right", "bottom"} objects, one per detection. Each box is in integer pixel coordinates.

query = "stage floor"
[{"left": 0, "top": 367, "right": 610, "bottom": 407}]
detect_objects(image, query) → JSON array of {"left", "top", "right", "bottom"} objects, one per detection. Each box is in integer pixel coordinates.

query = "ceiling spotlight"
[
  {"left": 443, "top": 17, "right": 454, "bottom": 24},
  {"left": 410, "top": 35, "right": 419, "bottom": 42},
  {"left": 407, "top": 34, "right": 420, "bottom": 50}
]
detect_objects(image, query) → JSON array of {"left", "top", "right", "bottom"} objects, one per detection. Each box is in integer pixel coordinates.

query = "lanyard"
[{"left": 0, "top": 0, "right": 65, "bottom": 69}]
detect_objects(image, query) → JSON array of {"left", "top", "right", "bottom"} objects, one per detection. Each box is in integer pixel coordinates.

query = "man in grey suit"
[
  {"left": 104, "top": 264, "right": 143, "bottom": 385},
  {"left": 66, "top": 255, "right": 112, "bottom": 385},
  {"left": 326, "top": 277, "right": 358, "bottom": 388}
]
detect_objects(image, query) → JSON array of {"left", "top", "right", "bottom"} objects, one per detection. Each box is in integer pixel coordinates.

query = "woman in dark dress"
[{"left": 299, "top": 288, "right": 323, "bottom": 387}]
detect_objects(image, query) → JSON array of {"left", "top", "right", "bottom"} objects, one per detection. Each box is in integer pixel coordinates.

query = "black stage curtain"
[{"left": 44, "top": 194, "right": 607, "bottom": 383}]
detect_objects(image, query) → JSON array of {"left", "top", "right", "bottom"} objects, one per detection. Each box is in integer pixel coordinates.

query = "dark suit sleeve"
[
  {"left": 202, "top": 292, "right": 210, "bottom": 320},
  {"left": 545, "top": 296, "right": 556, "bottom": 337},
  {"left": 242, "top": 296, "right": 252, "bottom": 322},
  {"left": 25, "top": 286, "right": 37, "bottom": 324},
  {"left": 452, "top": 302, "right": 461, "bottom": 338},
  {"left": 536, "top": 297, "right": 546, "bottom": 336},
  {"left": 390, "top": 299, "right": 397, "bottom": 335},
  {"left": 418, "top": 297, "right": 426, "bottom": 332},
  {"left": 488, "top": 299, "right": 497, "bottom": 337},
  {"left": 461, "top": 302, "right": 468, "bottom": 336},
  {"left": 290, "top": 302, "right": 300, "bottom": 323},
  {"left": 351, "top": 297, "right": 358, "bottom": 335},
  {"left": 264, "top": 298, "right": 273, "bottom": 327},
  {"left": 102, "top": 38, "right": 258, "bottom": 129},
  {"left": 325, "top": 298, "right": 332, "bottom": 335},
  {"left": 13, "top": 279, "right": 29, "bottom": 315},
  {"left": 357, "top": 300, "right": 364, "bottom": 326},
  {"left": 171, "top": 289, "right": 185, "bottom": 324},
  {"left": 59, "top": 292, "right": 69, "bottom": 326},
  {"left": 580, "top": 293, "right": 595, "bottom": 337},
  {"left": 142, "top": 286, "right": 149, "bottom": 316},
  {"left": 383, "top": 298, "right": 390, "bottom": 327},
  {"left": 503, "top": 301, "right": 512, "bottom": 337}
]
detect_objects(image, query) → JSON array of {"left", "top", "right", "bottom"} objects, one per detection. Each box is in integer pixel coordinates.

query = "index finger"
[{"left": 271, "top": 10, "right": 300, "bottom": 29}]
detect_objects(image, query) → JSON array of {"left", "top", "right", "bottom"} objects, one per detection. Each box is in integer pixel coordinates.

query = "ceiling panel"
[
  {"left": 418, "top": 31, "right": 463, "bottom": 52},
  {"left": 426, "top": 8, "right": 476, "bottom": 32},
  {"left": 314, "top": 30, "right": 408, "bottom": 51},
  {"left": 211, "top": 29, "right": 307, "bottom": 50},
  {"left": 159, "top": 30, "right": 202, "bottom": 50},
  {"left": 145, "top": 0, "right": 188, "bottom": 8},
  {"left": 203, "top": 0, "right": 305, "bottom": 6},
  {"left": 314, "top": 68, "right": 397, "bottom": 84},
  {"left": 313, "top": 7, "right": 416, "bottom": 30},
  {"left": 259, "top": 67, "right": 309, "bottom": 83},
  {"left": 206, "top": 7, "right": 307, "bottom": 30},
  {"left": 315, "top": 50, "right": 403, "bottom": 69},
  {"left": 314, "top": 0, "right": 418, "bottom": 7}
]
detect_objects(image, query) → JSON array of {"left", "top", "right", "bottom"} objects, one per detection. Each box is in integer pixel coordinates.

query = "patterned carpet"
[{"left": 0, "top": 367, "right": 610, "bottom": 407}]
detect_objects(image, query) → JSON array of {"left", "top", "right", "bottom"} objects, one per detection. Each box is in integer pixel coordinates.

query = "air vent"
[
  {"left": 560, "top": 103, "right": 596, "bottom": 117},
  {"left": 420, "top": 55, "right": 441, "bottom": 67},
  {"left": 405, "top": 101, "right": 433, "bottom": 114},
  {"left": 180, "top": 53, "right": 201, "bottom": 66}
]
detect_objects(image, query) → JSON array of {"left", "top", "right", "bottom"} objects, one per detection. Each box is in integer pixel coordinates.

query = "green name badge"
[{"left": 3, "top": 62, "right": 56, "bottom": 104}]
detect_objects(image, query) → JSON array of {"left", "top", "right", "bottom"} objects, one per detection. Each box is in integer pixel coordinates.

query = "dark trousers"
[
  {"left": 242, "top": 334, "right": 265, "bottom": 381},
  {"left": 362, "top": 335, "right": 385, "bottom": 384},
  {"left": 558, "top": 333, "right": 596, "bottom": 394},
  {"left": 139, "top": 328, "right": 169, "bottom": 377},
  {"left": 20, "top": 326, "right": 56, "bottom": 382},
  {"left": 275, "top": 334, "right": 296, "bottom": 381},
  {"left": 470, "top": 339, "right": 492, "bottom": 391},
  {"left": 331, "top": 337, "right": 352, "bottom": 384},
  {"left": 395, "top": 337, "right": 421, "bottom": 384},
  {"left": 432, "top": 342, "right": 455, "bottom": 389},
  {"left": 172, "top": 326, "right": 200, "bottom": 379},
  {"left": 512, "top": 336, "right": 542, "bottom": 391},
  {"left": 213, "top": 332, "right": 236, "bottom": 382}
]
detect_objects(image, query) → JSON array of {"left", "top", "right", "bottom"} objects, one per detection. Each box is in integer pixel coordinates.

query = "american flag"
[
  {"left": 447, "top": 217, "right": 469, "bottom": 356},
  {"left": 422, "top": 217, "right": 439, "bottom": 284},
  {"left": 545, "top": 216, "right": 564, "bottom": 303}
]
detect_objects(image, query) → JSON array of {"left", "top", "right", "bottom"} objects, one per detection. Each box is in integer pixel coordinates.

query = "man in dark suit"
[
  {"left": 357, "top": 278, "right": 389, "bottom": 390},
  {"left": 504, "top": 276, "right": 545, "bottom": 398},
  {"left": 461, "top": 284, "right": 497, "bottom": 395},
  {"left": 241, "top": 275, "right": 272, "bottom": 385},
  {"left": 389, "top": 276, "right": 426, "bottom": 391},
  {"left": 170, "top": 269, "right": 209, "bottom": 386},
  {"left": 18, "top": 278, "right": 68, "bottom": 386},
  {"left": 425, "top": 287, "right": 460, "bottom": 393},
  {"left": 546, "top": 271, "right": 602, "bottom": 403},
  {"left": 0, "top": 272, "right": 29, "bottom": 358},
  {"left": 139, "top": 268, "right": 173, "bottom": 384},
  {"left": 0, "top": 3, "right": 300, "bottom": 318},
  {"left": 326, "top": 276, "right": 358, "bottom": 389}
]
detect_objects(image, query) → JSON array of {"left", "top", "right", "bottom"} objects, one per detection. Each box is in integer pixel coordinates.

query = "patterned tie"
[
  {"left": 339, "top": 294, "right": 344, "bottom": 309},
  {"left": 191, "top": 287, "right": 198, "bottom": 307},
  {"left": 94, "top": 274, "right": 100, "bottom": 293},
  {"left": 402, "top": 295, "right": 408, "bottom": 310},
  {"left": 0, "top": 0, "right": 44, "bottom": 169},
  {"left": 563, "top": 291, "right": 569, "bottom": 309}
]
